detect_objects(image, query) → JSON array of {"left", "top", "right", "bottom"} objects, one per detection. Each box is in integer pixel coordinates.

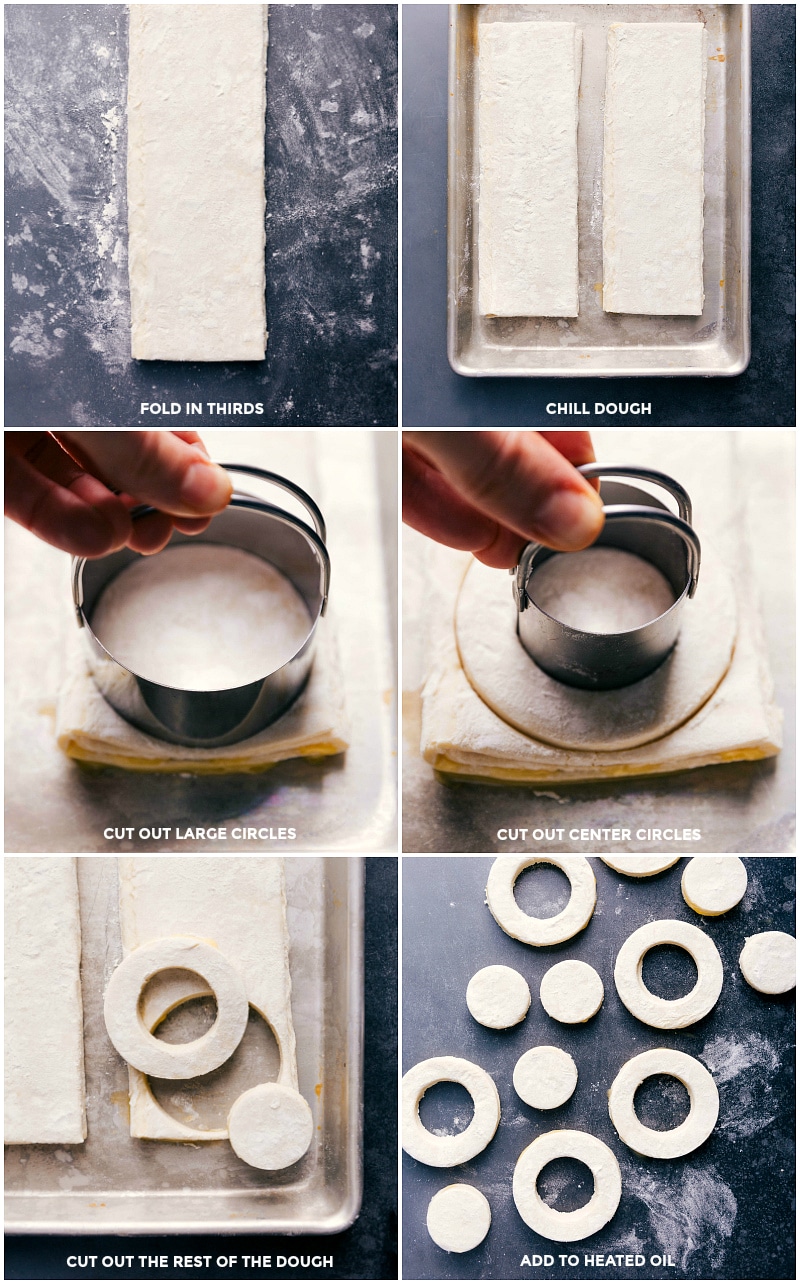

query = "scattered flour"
[
  {"left": 624, "top": 1162, "right": 737, "bottom": 1272},
  {"left": 701, "top": 1032, "right": 781, "bottom": 1140}
]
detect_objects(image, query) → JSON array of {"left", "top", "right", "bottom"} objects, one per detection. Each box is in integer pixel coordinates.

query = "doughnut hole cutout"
[
  {"left": 536, "top": 1157, "right": 595, "bottom": 1213},
  {"left": 641, "top": 944, "right": 699, "bottom": 1001},
  {"left": 633, "top": 1074, "right": 691, "bottom": 1132},
  {"left": 419, "top": 1082, "right": 475, "bottom": 1137}
]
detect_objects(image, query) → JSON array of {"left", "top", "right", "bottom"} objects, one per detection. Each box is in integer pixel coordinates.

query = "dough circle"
[
  {"left": 227, "top": 1083, "right": 313, "bottom": 1170},
  {"left": 486, "top": 857, "right": 596, "bottom": 946},
  {"left": 681, "top": 856, "right": 748, "bottom": 916},
  {"left": 513, "top": 1047, "right": 578, "bottom": 1110},
  {"left": 455, "top": 548, "right": 736, "bottom": 751},
  {"left": 513, "top": 1130, "right": 622, "bottom": 1242},
  {"left": 614, "top": 919, "right": 723, "bottom": 1029},
  {"left": 466, "top": 965, "right": 531, "bottom": 1028},
  {"left": 608, "top": 1048, "right": 719, "bottom": 1159},
  {"left": 739, "top": 932, "right": 796, "bottom": 995},
  {"left": 600, "top": 857, "right": 681, "bottom": 877},
  {"left": 426, "top": 1184, "right": 492, "bottom": 1253},
  {"left": 540, "top": 961, "right": 604, "bottom": 1024},
  {"left": 103, "top": 936, "right": 249, "bottom": 1079},
  {"left": 402, "top": 1057, "right": 501, "bottom": 1167}
]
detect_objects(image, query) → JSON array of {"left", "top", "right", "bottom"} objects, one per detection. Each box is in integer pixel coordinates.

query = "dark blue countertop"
[
  {"left": 402, "top": 857, "right": 795, "bottom": 1280},
  {"left": 5, "top": 5, "right": 398, "bottom": 427},
  {"left": 402, "top": 4, "right": 795, "bottom": 427}
]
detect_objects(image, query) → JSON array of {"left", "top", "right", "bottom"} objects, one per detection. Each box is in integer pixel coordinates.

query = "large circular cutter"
[
  {"left": 614, "top": 919, "right": 724, "bottom": 1029},
  {"left": 486, "top": 857, "right": 596, "bottom": 946},
  {"left": 402, "top": 1057, "right": 501, "bottom": 1167},
  {"left": 103, "top": 936, "right": 249, "bottom": 1079},
  {"left": 513, "top": 1130, "right": 622, "bottom": 1242},
  {"left": 608, "top": 1048, "right": 719, "bottom": 1159}
]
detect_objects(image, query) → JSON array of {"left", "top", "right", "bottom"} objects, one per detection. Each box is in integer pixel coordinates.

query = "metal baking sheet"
[
  {"left": 402, "top": 856, "right": 795, "bottom": 1280},
  {"left": 448, "top": 4, "right": 750, "bottom": 377},
  {"left": 5, "top": 855, "right": 364, "bottom": 1235}
]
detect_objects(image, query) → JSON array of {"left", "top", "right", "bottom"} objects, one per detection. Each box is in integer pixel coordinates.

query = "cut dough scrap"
[
  {"left": 603, "top": 23, "right": 707, "bottom": 315},
  {"left": 479, "top": 22, "right": 581, "bottom": 317},
  {"left": 427, "top": 1185, "right": 492, "bottom": 1253},
  {"left": 513, "top": 1046, "right": 578, "bottom": 1110},
  {"left": 466, "top": 965, "right": 531, "bottom": 1029},
  {"left": 128, "top": 4, "right": 268, "bottom": 360},
  {"left": 421, "top": 549, "right": 781, "bottom": 783},
  {"left": 118, "top": 857, "right": 298, "bottom": 1141},
  {"left": 457, "top": 547, "right": 737, "bottom": 752},
  {"left": 682, "top": 857, "right": 748, "bottom": 916},
  {"left": 513, "top": 1130, "right": 621, "bottom": 1242},
  {"left": 90, "top": 545, "right": 312, "bottom": 691},
  {"left": 56, "top": 618, "right": 349, "bottom": 772},
  {"left": 4, "top": 858, "right": 87, "bottom": 1145},
  {"left": 608, "top": 1048, "right": 718, "bottom": 1159},
  {"left": 402, "top": 1056, "right": 501, "bottom": 1167},
  {"left": 227, "top": 1083, "right": 313, "bottom": 1170},
  {"left": 600, "top": 858, "right": 681, "bottom": 876},
  {"left": 540, "top": 960, "right": 604, "bottom": 1024},
  {"left": 739, "top": 932, "right": 796, "bottom": 995}
]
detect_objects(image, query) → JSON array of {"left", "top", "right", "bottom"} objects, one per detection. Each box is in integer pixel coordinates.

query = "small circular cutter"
[
  {"left": 513, "top": 464, "right": 701, "bottom": 691},
  {"left": 71, "top": 465, "right": 330, "bottom": 747}
]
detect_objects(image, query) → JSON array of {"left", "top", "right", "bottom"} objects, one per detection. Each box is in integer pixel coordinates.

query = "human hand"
[
  {"left": 403, "top": 431, "right": 605, "bottom": 568},
  {"left": 5, "top": 431, "right": 233, "bottom": 558}
]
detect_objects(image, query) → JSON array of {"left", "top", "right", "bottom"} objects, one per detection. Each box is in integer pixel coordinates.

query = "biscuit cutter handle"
[
  {"left": 217, "top": 464, "right": 327, "bottom": 546},
  {"left": 513, "top": 464, "right": 701, "bottom": 612}
]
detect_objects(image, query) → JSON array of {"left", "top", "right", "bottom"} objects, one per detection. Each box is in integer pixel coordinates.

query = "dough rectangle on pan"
[
  {"left": 602, "top": 23, "right": 707, "bottom": 315},
  {"left": 4, "top": 858, "right": 87, "bottom": 1144},
  {"left": 128, "top": 4, "right": 268, "bottom": 361},
  {"left": 478, "top": 22, "right": 581, "bottom": 318},
  {"left": 118, "top": 857, "right": 298, "bottom": 1139}
]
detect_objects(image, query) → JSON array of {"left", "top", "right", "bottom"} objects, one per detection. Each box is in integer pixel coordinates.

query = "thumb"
[{"left": 56, "top": 431, "right": 232, "bottom": 518}]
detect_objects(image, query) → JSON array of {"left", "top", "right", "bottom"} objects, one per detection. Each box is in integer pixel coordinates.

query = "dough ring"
[
  {"left": 486, "top": 857, "right": 596, "bottom": 946},
  {"left": 513, "top": 1130, "right": 622, "bottom": 1242},
  {"left": 608, "top": 1048, "right": 719, "bottom": 1159},
  {"left": 466, "top": 965, "right": 531, "bottom": 1028},
  {"left": 614, "top": 919, "right": 723, "bottom": 1029},
  {"left": 682, "top": 856, "right": 748, "bottom": 916},
  {"left": 402, "top": 1056, "right": 501, "bottom": 1167},
  {"left": 104, "top": 936, "right": 249, "bottom": 1079},
  {"left": 455, "top": 548, "right": 736, "bottom": 751},
  {"left": 513, "top": 1047, "right": 578, "bottom": 1110},
  {"left": 426, "top": 1184, "right": 492, "bottom": 1253},
  {"left": 739, "top": 932, "right": 796, "bottom": 994},
  {"left": 540, "top": 960, "right": 604, "bottom": 1024},
  {"left": 600, "top": 857, "right": 681, "bottom": 877},
  {"left": 227, "top": 1083, "right": 313, "bottom": 1171}
]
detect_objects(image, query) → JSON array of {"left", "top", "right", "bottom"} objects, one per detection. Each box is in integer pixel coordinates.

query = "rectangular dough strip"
[
  {"left": 128, "top": 4, "right": 268, "bottom": 360},
  {"left": 602, "top": 23, "right": 707, "bottom": 315},
  {"left": 118, "top": 857, "right": 297, "bottom": 1140},
  {"left": 4, "top": 858, "right": 87, "bottom": 1144},
  {"left": 478, "top": 21, "right": 581, "bottom": 318}
]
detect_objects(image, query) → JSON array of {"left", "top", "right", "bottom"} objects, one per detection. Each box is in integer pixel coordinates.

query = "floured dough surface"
[
  {"left": 682, "top": 856, "right": 748, "bottom": 916},
  {"left": 513, "top": 1130, "right": 621, "bottom": 1241},
  {"left": 128, "top": 4, "right": 268, "bottom": 360},
  {"left": 466, "top": 964, "right": 531, "bottom": 1029},
  {"left": 540, "top": 960, "right": 604, "bottom": 1024},
  {"left": 739, "top": 932, "right": 796, "bottom": 995},
  {"left": 614, "top": 919, "right": 723, "bottom": 1029},
  {"left": 608, "top": 1048, "right": 718, "bottom": 1159},
  {"left": 427, "top": 1184, "right": 491, "bottom": 1253},
  {"left": 603, "top": 23, "right": 707, "bottom": 315},
  {"left": 456, "top": 547, "right": 736, "bottom": 751},
  {"left": 528, "top": 548, "right": 675, "bottom": 634},
  {"left": 227, "top": 1082, "right": 313, "bottom": 1170},
  {"left": 479, "top": 22, "right": 581, "bottom": 317},
  {"left": 402, "top": 1056, "right": 501, "bottom": 1167},
  {"left": 513, "top": 1046, "right": 578, "bottom": 1110},
  {"left": 91, "top": 544, "right": 312, "bottom": 691},
  {"left": 4, "top": 859, "right": 87, "bottom": 1145},
  {"left": 601, "top": 857, "right": 681, "bottom": 876}
]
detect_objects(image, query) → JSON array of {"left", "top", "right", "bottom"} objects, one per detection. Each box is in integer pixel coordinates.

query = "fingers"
[
  {"left": 4, "top": 442, "right": 133, "bottom": 558},
  {"left": 403, "top": 444, "right": 525, "bottom": 568},
  {"left": 404, "top": 431, "right": 604, "bottom": 553},
  {"left": 55, "top": 431, "right": 232, "bottom": 518}
]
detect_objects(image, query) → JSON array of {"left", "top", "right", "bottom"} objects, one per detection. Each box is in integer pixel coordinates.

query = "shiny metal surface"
[
  {"left": 514, "top": 466, "right": 701, "bottom": 689},
  {"left": 447, "top": 4, "right": 751, "bottom": 377},
  {"left": 72, "top": 467, "right": 331, "bottom": 748},
  {"left": 4, "top": 856, "right": 364, "bottom": 1235}
]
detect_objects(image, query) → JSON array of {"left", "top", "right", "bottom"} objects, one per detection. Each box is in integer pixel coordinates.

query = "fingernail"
[
  {"left": 534, "top": 488, "right": 604, "bottom": 550},
  {"left": 179, "top": 461, "right": 232, "bottom": 513}
]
